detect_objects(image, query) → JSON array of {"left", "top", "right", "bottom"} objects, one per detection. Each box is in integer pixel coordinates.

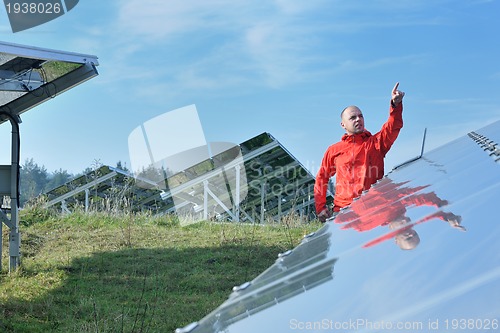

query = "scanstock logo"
[{"left": 3, "top": 0, "right": 79, "bottom": 33}]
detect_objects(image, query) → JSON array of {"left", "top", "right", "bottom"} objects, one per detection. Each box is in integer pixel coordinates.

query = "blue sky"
[{"left": 0, "top": 0, "right": 499, "bottom": 175}]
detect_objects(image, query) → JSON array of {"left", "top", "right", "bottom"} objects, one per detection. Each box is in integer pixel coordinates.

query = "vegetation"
[
  {"left": 37, "top": 61, "right": 82, "bottom": 82},
  {"left": 1, "top": 202, "right": 321, "bottom": 332}
]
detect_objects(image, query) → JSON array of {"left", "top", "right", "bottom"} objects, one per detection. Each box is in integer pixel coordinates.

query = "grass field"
[{"left": 1, "top": 206, "right": 320, "bottom": 332}]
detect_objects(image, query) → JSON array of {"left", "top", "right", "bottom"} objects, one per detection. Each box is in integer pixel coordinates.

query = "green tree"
[
  {"left": 115, "top": 160, "right": 129, "bottom": 171},
  {"left": 20, "top": 158, "right": 49, "bottom": 206},
  {"left": 45, "top": 168, "right": 73, "bottom": 192}
]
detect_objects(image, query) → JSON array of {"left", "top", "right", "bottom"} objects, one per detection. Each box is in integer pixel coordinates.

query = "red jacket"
[
  {"left": 334, "top": 179, "right": 448, "bottom": 231},
  {"left": 314, "top": 102, "right": 403, "bottom": 213}
]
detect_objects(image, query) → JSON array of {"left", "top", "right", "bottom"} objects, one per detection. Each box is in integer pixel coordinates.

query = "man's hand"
[
  {"left": 391, "top": 82, "right": 405, "bottom": 106},
  {"left": 318, "top": 207, "right": 333, "bottom": 223},
  {"left": 447, "top": 216, "right": 466, "bottom": 232}
]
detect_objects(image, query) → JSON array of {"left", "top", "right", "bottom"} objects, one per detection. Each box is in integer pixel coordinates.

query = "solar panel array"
[{"left": 44, "top": 133, "right": 317, "bottom": 223}]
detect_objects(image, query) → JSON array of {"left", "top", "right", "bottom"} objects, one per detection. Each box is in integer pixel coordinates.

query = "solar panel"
[
  {"left": 153, "top": 132, "right": 316, "bottom": 224},
  {"left": 176, "top": 120, "right": 500, "bottom": 332},
  {"left": 43, "top": 165, "right": 171, "bottom": 214},
  {"left": 0, "top": 41, "right": 99, "bottom": 272},
  {"left": 126, "top": 105, "right": 316, "bottom": 224},
  {"left": 0, "top": 42, "right": 98, "bottom": 124},
  {"left": 44, "top": 131, "right": 317, "bottom": 225}
]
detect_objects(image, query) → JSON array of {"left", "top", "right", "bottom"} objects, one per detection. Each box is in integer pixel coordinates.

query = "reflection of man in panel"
[
  {"left": 364, "top": 211, "right": 465, "bottom": 249},
  {"left": 315, "top": 83, "right": 405, "bottom": 222},
  {"left": 334, "top": 178, "right": 464, "bottom": 250}
]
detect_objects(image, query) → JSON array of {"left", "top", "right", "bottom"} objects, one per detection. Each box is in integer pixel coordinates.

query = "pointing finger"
[{"left": 392, "top": 82, "right": 400, "bottom": 94}]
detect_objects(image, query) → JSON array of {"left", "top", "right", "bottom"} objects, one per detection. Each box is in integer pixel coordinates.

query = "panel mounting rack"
[{"left": 0, "top": 41, "right": 99, "bottom": 272}]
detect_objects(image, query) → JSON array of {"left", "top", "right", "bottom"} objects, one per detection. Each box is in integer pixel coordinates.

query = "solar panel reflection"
[{"left": 128, "top": 105, "right": 247, "bottom": 224}]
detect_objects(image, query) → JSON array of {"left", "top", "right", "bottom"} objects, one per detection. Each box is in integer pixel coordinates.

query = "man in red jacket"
[{"left": 315, "top": 83, "right": 405, "bottom": 222}]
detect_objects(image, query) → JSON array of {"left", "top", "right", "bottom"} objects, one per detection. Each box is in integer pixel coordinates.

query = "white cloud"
[
  {"left": 115, "top": 0, "right": 243, "bottom": 41},
  {"left": 243, "top": 21, "right": 310, "bottom": 87},
  {"left": 99, "top": 0, "right": 467, "bottom": 96},
  {"left": 105, "top": 0, "right": 328, "bottom": 91}
]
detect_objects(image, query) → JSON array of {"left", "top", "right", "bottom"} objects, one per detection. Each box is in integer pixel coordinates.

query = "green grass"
[{"left": 1, "top": 209, "right": 320, "bottom": 332}]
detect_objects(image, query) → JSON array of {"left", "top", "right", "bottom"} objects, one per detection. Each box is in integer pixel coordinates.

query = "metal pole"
[
  {"left": 203, "top": 180, "right": 208, "bottom": 220},
  {"left": 9, "top": 117, "right": 20, "bottom": 271},
  {"left": 260, "top": 181, "right": 265, "bottom": 224},
  {"left": 235, "top": 165, "right": 240, "bottom": 222},
  {"left": 278, "top": 194, "right": 282, "bottom": 223},
  {"left": 85, "top": 188, "right": 90, "bottom": 212},
  {"left": 0, "top": 209, "right": 2, "bottom": 270}
]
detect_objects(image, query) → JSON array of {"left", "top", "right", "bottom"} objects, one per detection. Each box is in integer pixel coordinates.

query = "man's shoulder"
[
  {"left": 324, "top": 140, "right": 352, "bottom": 158},
  {"left": 327, "top": 140, "right": 346, "bottom": 151}
]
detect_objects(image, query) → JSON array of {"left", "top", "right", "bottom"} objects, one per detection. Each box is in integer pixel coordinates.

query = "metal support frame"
[
  {"left": 0, "top": 115, "right": 21, "bottom": 272},
  {"left": 0, "top": 63, "right": 98, "bottom": 126},
  {"left": 200, "top": 163, "right": 244, "bottom": 222},
  {"left": 234, "top": 164, "right": 241, "bottom": 222},
  {"left": 85, "top": 189, "right": 90, "bottom": 212},
  {"left": 0, "top": 41, "right": 99, "bottom": 273},
  {"left": 203, "top": 180, "right": 237, "bottom": 221},
  {"left": 61, "top": 200, "right": 71, "bottom": 214},
  {"left": 260, "top": 181, "right": 266, "bottom": 224},
  {"left": 0, "top": 69, "right": 44, "bottom": 92},
  {"left": 44, "top": 170, "right": 118, "bottom": 211}
]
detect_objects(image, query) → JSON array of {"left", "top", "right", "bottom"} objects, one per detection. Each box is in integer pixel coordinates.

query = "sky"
[{"left": 0, "top": 0, "right": 499, "bottom": 176}]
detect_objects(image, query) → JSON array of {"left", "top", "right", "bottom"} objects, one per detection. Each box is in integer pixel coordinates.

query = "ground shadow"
[{"left": 1, "top": 242, "right": 286, "bottom": 332}]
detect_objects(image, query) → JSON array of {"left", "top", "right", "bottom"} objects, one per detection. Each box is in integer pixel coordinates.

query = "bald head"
[
  {"left": 340, "top": 105, "right": 361, "bottom": 118},
  {"left": 340, "top": 105, "right": 365, "bottom": 135},
  {"left": 395, "top": 229, "right": 421, "bottom": 250}
]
